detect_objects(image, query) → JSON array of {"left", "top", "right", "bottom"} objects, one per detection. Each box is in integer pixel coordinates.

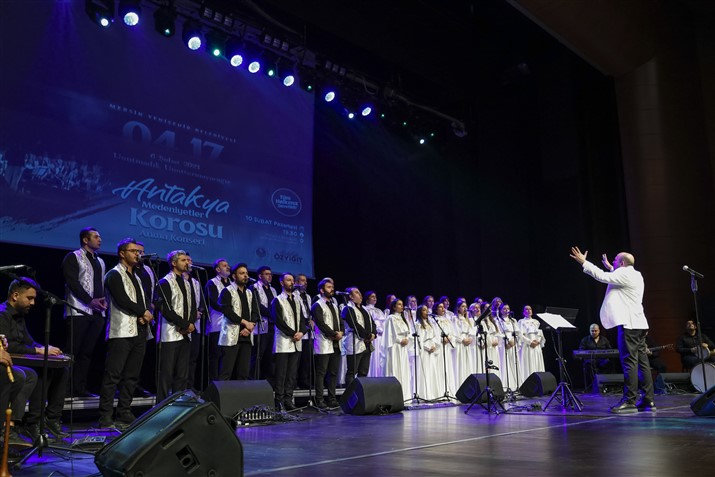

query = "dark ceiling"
[{"left": 206, "top": 0, "right": 563, "bottom": 125}]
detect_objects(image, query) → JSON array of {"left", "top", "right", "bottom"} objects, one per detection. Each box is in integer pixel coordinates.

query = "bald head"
[{"left": 615, "top": 252, "right": 635, "bottom": 267}]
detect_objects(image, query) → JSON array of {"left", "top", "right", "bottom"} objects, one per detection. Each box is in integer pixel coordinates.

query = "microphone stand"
[
  {"left": 250, "top": 281, "right": 265, "bottom": 381},
  {"left": 466, "top": 306, "right": 505, "bottom": 415},
  {"left": 496, "top": 317, "right": 515, "bottom": 402},
  {"left": 688, "top": 271, "right": 708, "bottom": 391},
  {"left": 15, "top": 288, "right": 95, "bottom": 467},
  {"left": 509, "top": 316, "right": 521, "bottom": 394},
  {"left": 344, "top": 305, "right": 362, "bottom": 389},
  {"left": 406, "top": 311, "right": 430, "bottom": 404},
  {"left": 432, "top": 314, "right": 456, "bottom": 402}
]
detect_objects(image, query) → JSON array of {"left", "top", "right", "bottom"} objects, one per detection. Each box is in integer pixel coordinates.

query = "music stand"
[{"left": 538, "top": 308, "right": 583, "bottom": 412}]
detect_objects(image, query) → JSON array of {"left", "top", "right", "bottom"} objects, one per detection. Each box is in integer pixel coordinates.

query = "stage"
[{"left": 8, "top": 390, "right": 714, "bottom": 477}]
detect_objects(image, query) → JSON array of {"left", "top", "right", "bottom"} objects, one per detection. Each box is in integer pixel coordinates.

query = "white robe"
[
  {"left": 366, "top": 304, "right": 386, "bottom": 377},
  {"left": 484, "top": 318, "right": 502, "bottom": 381},
  {"left": 496, "top": 316, "right": 522, "bottom": 390},
  {"left": 433, "top": 314, "right": 458, "bottom": 396},
  {"left": 454, "top": 314, "right": 478, "bottom": 386},
  {"left": 383, "top": 313, "right": 413, "bottom": 400},
  {"left": 518, "top": 318, "right": 546, "bottom": 377},
  {"left": 417, "top": 321, "right": 442, "bottom": 400}
]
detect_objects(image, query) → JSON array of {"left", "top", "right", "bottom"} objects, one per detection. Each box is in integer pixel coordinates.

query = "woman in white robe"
[
  {"left": 518, "top": 305, "right": 546, "bottom": 377},
  {"left": 415, "top": 305, "right": 442, "bottom": 400},
  {"left": 364, "top": 291, "right": 385, "bottom": 377},
  {"left": 383, "top": 298, "right": 413, "bottom": 401},
  {"left": 496, "top": 303, "right": 522, "bottom": 391},
  {"left": 432, "top": 302, "right": 457, "bottom": 398},
  {"left": 454, "top": 299, "right": 477, "bottom": 386}
]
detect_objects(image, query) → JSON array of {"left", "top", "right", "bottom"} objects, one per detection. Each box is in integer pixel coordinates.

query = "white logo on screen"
[{"left": 271, "top": 188, "right": 302, "bottom": 217}]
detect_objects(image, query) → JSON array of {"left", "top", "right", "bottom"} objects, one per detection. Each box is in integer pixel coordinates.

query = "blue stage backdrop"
[{"left": 0, "top": 1, "right": 315, "bottom": 276}]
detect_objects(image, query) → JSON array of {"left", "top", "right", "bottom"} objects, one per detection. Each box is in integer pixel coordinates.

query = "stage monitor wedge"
[
  {"left": 339, "top": 377, "right": 404, "bottom": 415},
  {"left": 456, "top": 373, "right": 505, "bottom": 403},
  {"left": 95, "top": 396, "right": 242, "bottom": 476}
]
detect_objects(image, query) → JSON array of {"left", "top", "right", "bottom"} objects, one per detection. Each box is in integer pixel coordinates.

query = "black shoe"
[
  {"left": 283, "top": 400, "right": 297, "bottom": 411},
  {"left": 98, "top": 417, "right": 115, "bottom": 429},
  {"left": 635, "top": 399, "right": 657, "bottom": 412},
  {"left": 610, "top": 400, "right": 638, "bottom": 414},
  {"left": 6, "top": 427, "right": 31, "bottom": 446},
  {"left": 314, "top": 399, "right": 328, "bottom": 410},
  {"left": 21, "top": 423, "right": 40, "bottom": 442},
  {"left": 326, "top": 398, "right": 340, "bottom": 408},
  {"left": 45, "top": 419, "right": 69, "bottom": 438},
  {"left": 116, "top": 411, "right": 136, "bottom": 425}
]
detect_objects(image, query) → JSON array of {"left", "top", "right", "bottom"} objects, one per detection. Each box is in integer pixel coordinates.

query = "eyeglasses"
[{"left": 125, "top": 249, "right": 143, "bottom": 255}]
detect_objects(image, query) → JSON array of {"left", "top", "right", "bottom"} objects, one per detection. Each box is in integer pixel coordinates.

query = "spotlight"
[
  {"left": 243, "top": 43, "right": 262, "bottom": 73},
  {"left": 182, "top": 21, "right": 202, "bottom": 51},
  {"left": 282, "top": 72, "right": 296, "bottom": 87},
  {"left": 153, "top": 6, "right": 176, "bottom": 37},
  {"left": 419, "top": 138, "right": 426, "bottom": 145},
  {"left": 85, "top": 0, "right": 114, "bottom": 28},
  {"left": 347, "top": 112, "right": 355, "bottom": 119},
  {"left": 118, "top": 0, "right": 141, "bottom": 26},
  {"left": 298, "top": 68, "right": 315, "bottom": 92},
  {"left": 323, "top": 89, "right": 336, "bottom": 102},
  {"left": 226, "top": 38, "right": 244, "bottom": 67},
  {"left": 206, "top": 31, "right": 225, "bottom": 57},
  {"left": 360, "top": 105, "right": 372, "bottom": 117}
]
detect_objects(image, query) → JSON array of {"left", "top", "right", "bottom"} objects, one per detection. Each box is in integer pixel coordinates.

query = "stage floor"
[{"left": 8, "top": 390, "right": 715, "bottom": 477}]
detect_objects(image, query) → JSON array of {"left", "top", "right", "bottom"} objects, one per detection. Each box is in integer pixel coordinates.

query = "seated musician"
[
  {"left": 0, "top": 278, "right": 69, "bottom": 442},
  {"left": 676, "top": 320, "right": 715, "bottom": 370},
  {"left": 579, "top": 323, "right": 614, "bottom": 387}
]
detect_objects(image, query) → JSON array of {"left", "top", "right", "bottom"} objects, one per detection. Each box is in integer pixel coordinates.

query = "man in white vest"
[
  {"left": 99, "top": 238, "right": 154, "bottom": 428},
  {"left": 155, "top": 250, "right": 197, "bottom": 401},
  {"left": 341, "top": 287, "right": 377, "bottom": 388},
  {"left": 311, "top": 278, "right": 344, "bottom": 409},
  {"left": 251, "top": 265, "right": 277, "bottom": 380},
  {"left": 205, "top": 258, "right": 231, "bottom": 382},
  {"left": 217, "top": 263, "right": 258, "bottom": 380},
  {"left": 570, "top": 246, "right": 655, "bottom": 414},
  {"left": 271, "top": 272, "right": 307, "bottom": 410},
  {"left": 61, "top": 226, "right": 107, "bottom": 398}
]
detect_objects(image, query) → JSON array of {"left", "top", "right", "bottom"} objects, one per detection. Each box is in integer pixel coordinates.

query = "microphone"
[
  {"left": 143, "top": 253, "right": 159, "bottom": 258},
  {"left": 0, "top": 265, "right": 26, "bottom": 272},
  {"left": 189, "top": 264, "right": 206, "bottom": 270},
  {"left": 683, "top": 265, "right": 704, "bottom": 279},
  {"left": 334, "top": 290, "right": 350, "bottom": 295},
  {"left": 247, "top": 277, "right": 258, "bottom": 283}
]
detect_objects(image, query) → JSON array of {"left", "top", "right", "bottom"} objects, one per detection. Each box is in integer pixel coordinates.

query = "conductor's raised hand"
[
  {"left": 569, "top": 246, "right": 588, "bottom": 264},
  {"left": 601, "top": 254, "right": 614, "bottom": 271}
]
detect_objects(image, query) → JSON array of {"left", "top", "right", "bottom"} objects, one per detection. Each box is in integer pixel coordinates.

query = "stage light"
[
  {"left": 248, "top": 60, "right": 261, "bottom": 73},
  {"left": 279, "top": 66, "right": 296, "bottom": 87},
  {"left": 324, "top": 90, "right": 336, "bottom": 102},
  {"left": 206, "top": 31, "right": 225, "bottom": 57},
  {"left": 360, "top": 106, "right": 372, "bottom": 117},
  {"left": 298, "top": 68, "right": 315, "bottom": 92},
  {"left": 348, "top": 112, "right": 355, "bottom": 119},
  {"left": 242, "top": 43, "right": 261, "bottom": 73},
  {"left": 118, "top": 0, "right": 141, "bottom": 26},
  {"left": 153, "top": 6, "right": 176, "bottom": 37},
  {"left": 182, "top": 21, "right": 202, "bottom": 51},
  {"left": 419, "top": 138, "right": 426, "bottom": 145},
  {"left": 85, "top": 0, "right": 114, "bottom": 28},
  {"left": 226, "top": 38, "right": 244, "bottom": 67}
]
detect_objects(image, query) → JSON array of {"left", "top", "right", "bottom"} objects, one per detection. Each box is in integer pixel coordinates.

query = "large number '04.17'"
[{"left": 123, "top": 121, "right": 224, "bottom": 160}]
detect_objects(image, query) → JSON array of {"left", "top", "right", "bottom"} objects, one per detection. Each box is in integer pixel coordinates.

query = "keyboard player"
[
  {"left": 0, "top": 278, "right": 70, "bottom": 441},
  {"left": 579, "top": 323, "right": 614, "bottom": 389}
]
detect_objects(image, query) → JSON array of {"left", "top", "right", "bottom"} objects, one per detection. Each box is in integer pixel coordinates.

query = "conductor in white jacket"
[{"left": 570, "top": 246, "right": 655, "bottom": 414}]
